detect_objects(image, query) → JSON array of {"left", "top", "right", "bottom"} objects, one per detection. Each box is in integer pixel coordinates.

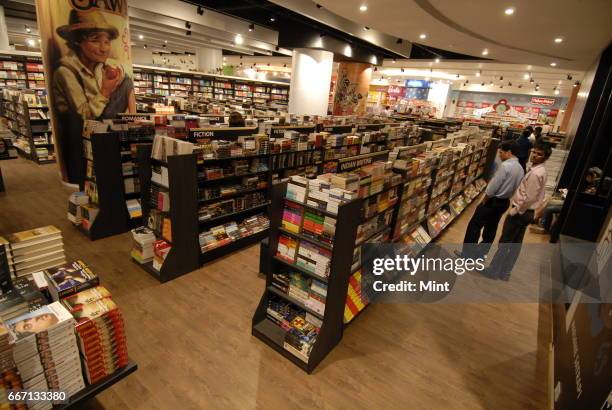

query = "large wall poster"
[
  {"left": 332, "top": 62, "right": 372, "bottom": 116},
  {"left": 36, "top": 0, "right": 136, "bottom": 183}
]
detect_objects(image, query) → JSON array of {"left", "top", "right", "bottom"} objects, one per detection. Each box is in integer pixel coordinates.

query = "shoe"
[
  {"left": 529, "top": 226, "right": 547, "bottom": 234},
  {"left": 480, "top": 268, "right": 498, "bottom": 280}
]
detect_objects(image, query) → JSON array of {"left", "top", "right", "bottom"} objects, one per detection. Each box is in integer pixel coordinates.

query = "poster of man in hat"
[{"left": 35, "top": 0, "right": 135, "bottom": 183}]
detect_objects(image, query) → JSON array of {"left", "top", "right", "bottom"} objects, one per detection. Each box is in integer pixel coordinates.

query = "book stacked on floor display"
[
  {"left": 5, "top": 302, "right": 86, "bottom": 407},
  {"left": 43, "top": 260, "right": 100, "bottom": 302},
  {"left": 0, "top": 322, "right": 25, "bottom": 410},
  {"left": 3, "top": 226, "right": 66, "bottom": 278},
  {"left": 67, "top": 192, "right": 89, "bottom": 226},
  {"left": 199, "top": 214, "right": 269, "bottom": 253},
  {"left": 130, "top": 227, "right": 156, "bottom": 264},
  {"left": 61, "top": 287, "right": 128, "bottom": 385},
  {"left": 0, "top": 277, "right": 47, "bottom": 322}
]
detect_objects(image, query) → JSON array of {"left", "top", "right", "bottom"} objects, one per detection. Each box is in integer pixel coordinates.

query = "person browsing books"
[
  {"left": 456, "top": 140, "right": 524, "bottom": 259},
  {"left": 515, "top": 128, "right": 533, "bottom": 172},
  {"left": 483, "top": 141, "right": 551, "bottom": 280}
]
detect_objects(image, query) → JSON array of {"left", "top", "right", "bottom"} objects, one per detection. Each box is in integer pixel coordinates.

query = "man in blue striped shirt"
[{"left": 457, "top": 140, "right": 524, "bottom": 258}]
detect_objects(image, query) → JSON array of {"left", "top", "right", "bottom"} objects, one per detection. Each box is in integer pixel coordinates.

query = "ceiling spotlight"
[
  {"left": 374, "top": 66, "right": 378, "bottom": 72},
  {"left": 518, "top": 84, "right": 522, "bottom": 88},
  {"left": 504, "top": 7, "right": 515, "bottom": 15},
  {"left": 396, "top": 38, "right": 403, "bottom": 44},
  {"left": 248, "top": 23, "right": 255, "bottom": 32},
  {"left": 401, "top": 67, "right": 405, "bottom": 72},
  {"left": 25, "top": 25, "right": 31, "bottom": 33},
  {"left": 530, "top": 77, "right": 534, "bottom": 83},
  {"left": 508, "top": 82, "right": 512, "bottom": 86},
  {"left": 567, "top": 74, "right": 573, "bottom": 80},
  {"left": 482, "top": 49, "right": 489, "bottom": 56},
  {"left": 499, "top": 76, "right": 503, "bottom": 81},
  {"left": 138, "top": 34, "right": 144, "bottom": 40},
  {"left": 554, "top": 37, "right": 563, "bottom": 43},
  {"left": 392, "top": 58, "right": 396, "bottom": 63},
  {"left": 465, "top": 80, "right": 469, "bottom": 84},
  {"left": 197, "top": 6, "right": 204, "bottom": 15},
  {"left": 500, "top": 85, "right": 504, "bottom": 88},
  {"left": 143, "top": 44, "right": 147, "bottom": 49},
  {"left": 359, "top": 4, "right": 368, "bottom": 12},
  {"left": 364, "top": 26, "right": 370, "bottom": 31},
  {"left": 434, "top": 58, "right": 440, "bottom": 63},
  {"left": 270, "top": 16, "right": 276, "bottom": 22},
  {"left": 554, "top": 89, "right": 560, "bottom": 95},
  {"left": 185, "top": 21, "right": 191, "bottom": 29},
  {"left": 186, "top": 30, "right": 192, "bottom": 36},
  {"left": 490, "top": 81, "right": 493, "bottom": 85},
  {"left": 283, "top": 63, "right": 287, "bottom": 68},
  {"left": 574, "top": 81, "right": 580, "bottom": 87},
  {"left": 481, "top": 82, "right": 485, "bottom": 86},
  {"left": 523, "top": 73, "right": 529, "bottom": 80},
  {"left": 419, "top": 33, "right": 427, "bottom": 39},
  {"left": 550, "top": 62, "right": 557, "bottom": 67},
  {"left": 316, "top": 4, "right": 322, "bottom": 8},
  {"left": 456, "top": 74, "right": 460, "bottom": 78},
  {"left": 267, "top": 63, "right": 270, "bottom": 66},
  {"left": 463, "top": 82, "right": 467, "bottom": 86},
  {"left": 164, "top": 40, "right": 168, "bottom": 44},
  {"left": 235, "top": 34, "right": 244, "bottom": 45},
  {"left": 476, "top": 71, "right": 481, "bottom": 77}
]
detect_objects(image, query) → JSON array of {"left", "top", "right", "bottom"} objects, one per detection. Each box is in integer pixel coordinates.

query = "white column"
[
  {"left": 0, "top": 6, "right": 11, "bottom": 51},
  {"left": 196, "top": 47, "right": 223, "bottom": 73},
  {"left": 428, "top": 82, "right": 451, "bottom": 119},
  {"left": 288, "top": 48, "right": 334, "bottom": 116}
]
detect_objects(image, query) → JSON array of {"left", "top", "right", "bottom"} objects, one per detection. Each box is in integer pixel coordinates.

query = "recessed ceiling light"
[
  {"left": 554, "top": 37, "right": 563, "bottom": 43},
  {"left": 138, "top": 34, "right": 144, "bottom": 40},
  {"left": 25, "top": 25, "right": 31, "bottom": 33},
  {"left": 476, "top": 71, "right": 481, "bottom": 77},
  {"left": 392, "top": 58, "right": 396, "bottom": 63},
  {"left": 523, "top": 73, "right": 529, "bottom": 80},
  {"left": 550, "top": 62, "right": 557, "bottom": 67},
  {"left": 235, "top": 34, "right": 244, "bottom": 45},
  {"left": 481, "top": 49, "right": 489, "bottom": 56},
  {"left": 248, "top": 23, "right": 255, "bottom": 32},
  {"left": 434, "top": 58, "right": 440, "bottom": 63},
  {"left": 554, "top": 89, "right": 560, "bottom": 95},
  {"left": 364, "top": 26, "right": 370, "bottom": 31},
  {"left": 164, "top": 40, "right": 168, "bottom": 44},
  {"left": 504, "top": 7, "right": 515, "bottom": 15},
  {"left": 270, "top": 16, "right": 276, "bottom": 22},
  {"left": 419, "top": 33, "right": 427, "bottom": 39},
  {"left": 359, "top": 4, "right": 368, "bottom": 12}
]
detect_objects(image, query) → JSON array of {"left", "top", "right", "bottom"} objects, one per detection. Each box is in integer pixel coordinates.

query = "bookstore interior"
[{"left": 0, "top": 0, "right": 610, "bottom": 408}]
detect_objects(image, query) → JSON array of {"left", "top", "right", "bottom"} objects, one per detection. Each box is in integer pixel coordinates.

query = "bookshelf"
[
  {"left": 132, "top": 65, "right": 290, "bottom": 106},
  {"left": 75, "top": 120, "right": 154, "bottom": 240},
  {"left": 0, "top": 53, "right": 47, "bottom": 94},
  {"left": 0, "top": 88, "right": 54, "bottom": 164},
  {"left": 135, "top": 126, "right": 271, "bottom": 281}
]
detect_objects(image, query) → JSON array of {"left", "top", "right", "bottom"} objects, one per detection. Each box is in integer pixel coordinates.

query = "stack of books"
[
  {"left": 281, "top": 202, "right": 303, "bottom": 234},
  {"left": 44, "top": 260, "right": 100, "bottom": 302},
  {"left": 199, "top": 215, "right": 269, "bottom": 253},
  {"left": 152, "top": 240, "right": 171, "bottom": 271},
  {"left": 301, "top": 209, "right": 336, "bottom": 246},
  {"left": 5, "top": 226, "right": 66, "bottom": 278},
  {"left": 276, "top": 234, "right": 298, "bottom": 262},
  {"left": 449, "top": 195, "right": 468, "bottom": 216},
  {"left": 305, "top": 279, "right": 327, "bottom": 315},
  {"left": 62, "top": 287, "right": 128, "bottom": 385},
  {"left": 151, "top": 135, "right": 195, "bottom": 162},
  {"left": 0, "top": 322, "right": 24, "bottom": 408},
  {"left": 6, "top": 302, "right": 86, "bottom": 404},
  {"left": 126, "top": 199, "right": 142, "bottom": 219},
  {"left": 67, "top": 192, "right": 90, "bottom": 225},
  {"left": 295, "top": 241, "right": 332, "bottom": 280},
  {"left": 130, "top": 227, "right": 156, "bottom": 264},
  {"left": 0, "top": 277, "right": 46, "bottom": 322}
]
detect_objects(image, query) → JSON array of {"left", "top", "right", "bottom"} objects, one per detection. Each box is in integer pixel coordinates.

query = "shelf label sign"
[
  {"left": 338, "top": 151, "right": 389, "bottom": 172},
  {"left": 531, "top": 97, "right": 556, "bottom": 106},
  {"left": 35, "top": 0, "right": 135, "bottom": 183}
]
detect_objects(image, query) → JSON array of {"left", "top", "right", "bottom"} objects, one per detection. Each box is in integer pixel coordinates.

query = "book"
[
  {"left": 44, "top": 260, "right": 99, "bottom": 301},
  {"left": 6, "top": 226, "right": 61, "bottom": 250}
]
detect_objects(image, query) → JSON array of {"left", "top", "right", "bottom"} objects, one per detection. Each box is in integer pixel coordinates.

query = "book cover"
[{"left": 44, "top": 260, "right": 99, "bottom": 301}]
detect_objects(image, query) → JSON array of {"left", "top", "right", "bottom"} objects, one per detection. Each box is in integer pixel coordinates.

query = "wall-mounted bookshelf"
[
  {"left": 0, "top": 54, "right": 48, "bottom": 94},
  {"left": 132, "top": 65, "right": 290, "bottom": 105}
]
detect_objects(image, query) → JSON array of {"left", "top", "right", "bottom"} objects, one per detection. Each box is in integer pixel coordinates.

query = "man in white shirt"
[{"left": 484, "top": 141, "right": 551, "bottom": 280}]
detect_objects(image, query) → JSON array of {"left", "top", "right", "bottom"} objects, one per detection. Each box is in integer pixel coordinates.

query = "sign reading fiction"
[
  {"left": 338, "top": 151, "right": 389, "bottom": 172},
  {"left": 188, "top": 127, "right": 258, "bottom": 142}
]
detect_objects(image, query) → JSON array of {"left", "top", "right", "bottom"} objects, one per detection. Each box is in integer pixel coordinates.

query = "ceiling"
[{"left": 310, "top": 0, "right": 612, "bottom": 70}]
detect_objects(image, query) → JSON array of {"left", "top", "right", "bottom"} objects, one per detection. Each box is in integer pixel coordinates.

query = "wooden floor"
[{"left": 0, "top": 158, "right": 551, "bottom": 410}]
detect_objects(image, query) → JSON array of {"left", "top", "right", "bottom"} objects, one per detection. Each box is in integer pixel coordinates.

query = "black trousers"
[
  {"left": 462, "top": 197, "right": 510, "bottom": 258},
  {"left": 488, "top": 210, "right": 535, "bottom": 279}
]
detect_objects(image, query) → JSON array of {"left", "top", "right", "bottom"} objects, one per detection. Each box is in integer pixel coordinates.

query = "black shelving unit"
[{"left": 252, "top": 181, "right": 362, "bottom": 373}]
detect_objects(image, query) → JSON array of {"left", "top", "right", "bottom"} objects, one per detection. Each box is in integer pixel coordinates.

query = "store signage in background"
[
  {"left": 405, "top": 79, "right": 430, "bottom": 88},
  {"left": 35, "top": 0, "right": 136, "bottom": 183},
  {"left": 387, "top": 86, "right": 404, "bottom": 96},
  {"left": 481, "top": 102, "right": 492, "bottom": 108},
  {"left": 531, "top": 97, "right": 556, "bottom": 106}
]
